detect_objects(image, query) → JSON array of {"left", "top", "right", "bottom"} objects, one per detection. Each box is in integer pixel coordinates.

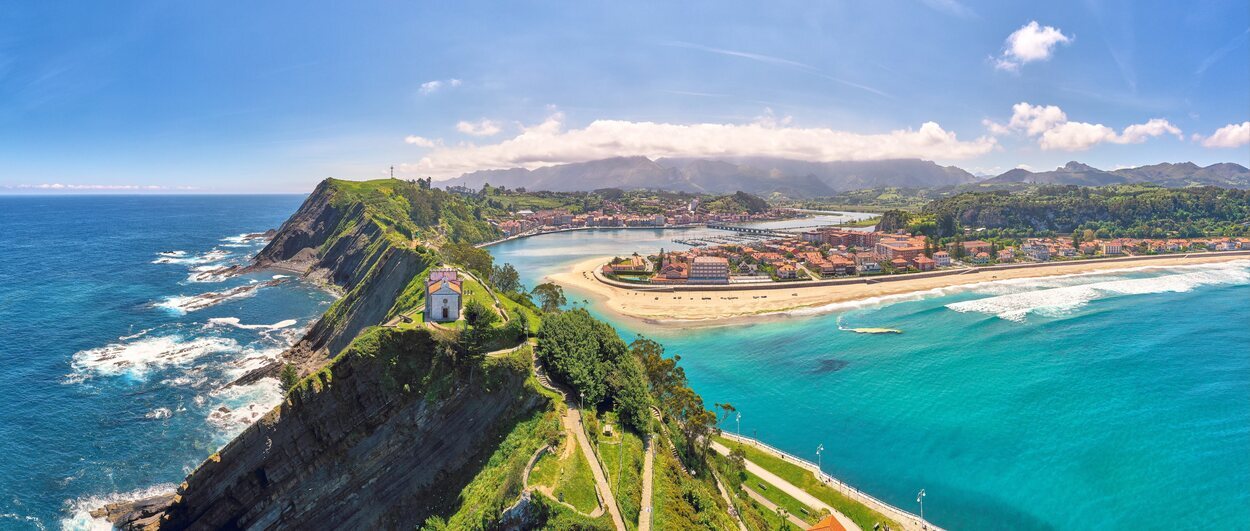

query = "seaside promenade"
[{"left": 714, "top": 432, "right": 942, "bottom": 531}]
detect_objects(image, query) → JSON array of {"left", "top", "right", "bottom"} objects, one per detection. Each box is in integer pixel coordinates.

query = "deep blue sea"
[
  {"left": 0, "top": 196, "right": 332, "bottom": 530},
  {"left": 2, "top": 199, "right": 1247, "bottom": 530}
]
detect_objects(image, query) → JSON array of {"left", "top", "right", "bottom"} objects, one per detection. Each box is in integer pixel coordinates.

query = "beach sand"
[{"left": 549, "top": 254, "right": 1250, "bottom": 327}]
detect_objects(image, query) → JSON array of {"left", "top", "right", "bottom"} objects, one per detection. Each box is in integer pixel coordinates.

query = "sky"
[{"left": 1, "top": 0, "right": 1248, "bottom": 193}]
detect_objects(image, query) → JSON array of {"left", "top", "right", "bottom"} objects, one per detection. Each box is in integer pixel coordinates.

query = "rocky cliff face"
[
  {"left": 244, "top": 179, "right": 434, "bottom": 376},
  {"left": 109, "top": 328, "right": 540, "bottom": 530}
]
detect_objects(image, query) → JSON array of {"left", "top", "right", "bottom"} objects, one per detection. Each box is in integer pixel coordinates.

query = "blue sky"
[{"left": 1, "top": 0, "right": 1247, "bottom": 192}]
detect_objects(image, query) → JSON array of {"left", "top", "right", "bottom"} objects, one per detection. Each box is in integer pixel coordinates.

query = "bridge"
[{"left": 705, "top": 224, "right": 791, "bottom": 236}]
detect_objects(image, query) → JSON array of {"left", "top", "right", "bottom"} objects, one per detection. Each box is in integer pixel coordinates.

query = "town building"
[
  {"left": 933, "top": 250, "right": 951, "bottom": 267},
  {"left": 688, "top": 256, "right": 731, "bottom": 284}
]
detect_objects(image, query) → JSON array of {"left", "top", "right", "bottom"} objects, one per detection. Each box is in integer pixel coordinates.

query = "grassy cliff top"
[{"left": 321, "top": 177, "right": 500, "bottom": 247}]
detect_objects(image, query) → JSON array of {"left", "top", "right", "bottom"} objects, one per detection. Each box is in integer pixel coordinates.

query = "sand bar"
[{"left": 549, "top": 253, "right": 1250, "bottom": 327}]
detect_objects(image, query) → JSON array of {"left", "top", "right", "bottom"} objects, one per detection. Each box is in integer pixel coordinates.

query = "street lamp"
[
  {"left": 816, "top": 444, "right": 824, "bottom": 471},
  {"left": 917, "top": 488, "right": 926, "bottom": 523},
  {"left": 735, "top": 412, "right": 741, "bottom": 439}
]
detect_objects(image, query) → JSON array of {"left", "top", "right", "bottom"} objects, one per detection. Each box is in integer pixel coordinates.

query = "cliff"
[
  {"left": 249, "top": 179, "right": 436, "bottom": 369},
  {"left": 106, "top": 327, "right": 544, "bottom": 530}
]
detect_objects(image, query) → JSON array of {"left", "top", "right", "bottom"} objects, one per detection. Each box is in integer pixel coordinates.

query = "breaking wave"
[
  {"left": 59, "top": 484, "right": 176, "bottom": 531},
  {"left": 68, "top": 336, "right": 238, "bottom": 381},
  {"left": 206, "top": 317, "right": 297, "bottom": 331},
  {"left": 206, "top": 378, "right": 283, "bottom": 441},
  {"left": 151, "top": 248, "right": 230, "bottom": 265},
  {"left": 946, "top": 262, "right": 1250, "bottom": 322}
]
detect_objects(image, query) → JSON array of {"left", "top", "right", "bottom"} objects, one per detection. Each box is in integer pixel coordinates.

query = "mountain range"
[{"left": 439, "top": 157, "right": 1250, "bottom": 195}]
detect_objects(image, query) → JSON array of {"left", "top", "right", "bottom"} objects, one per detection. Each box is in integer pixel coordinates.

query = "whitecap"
[
  {"left": 59, "top": 483, "right": 176, "bottom": 531},
  {"left": 205, "top": 317, "right": 296, "bottom": 331},
  {"left": 947, "top": 262, "right": 1250, "bottom": 322},
  {"left": 144, "top": 407, "right": 172, "bottom": 420},
  {"left": 151, "top": 249, "right": 230, "bottom": 265},
  {"left": 68, "top": 336, "right": 238, "bottom": 381},
  {"left": 0, "top": 513, "right": 46, "bottom": 531}
]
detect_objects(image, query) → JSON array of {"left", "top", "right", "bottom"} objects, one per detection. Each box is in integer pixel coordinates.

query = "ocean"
[
  {"left": 0, "top": 195, "right": 332, "bottom": 530},
  {"left": 2, "top": 198, "right": 1247, "bottom": 530}
]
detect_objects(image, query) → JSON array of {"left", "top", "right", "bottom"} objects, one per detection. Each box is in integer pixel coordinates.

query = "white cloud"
[
  {"left": 404, "top": 135, "right": 440, "bottom": 148},
  {"left": 991, "top": 102, "right": 1181, "bottom": 151},
  {"left": 994, "top": 21, "right": 1072, "bottom": 71},
  {"left": 1007, "top": 103, "right": 1067, "bottom": 136},
  {"left": 418, "top": 78, "right": 462, "bottom": 95},
  {"left": 456, "top": 119, "right": 502, "bottom": 137},
  {"left": 1195, "top": 121, "right": 1250, "bottom": 148},
  {"left": 403, "top": 112, "right": 996, "bottom": 178}
]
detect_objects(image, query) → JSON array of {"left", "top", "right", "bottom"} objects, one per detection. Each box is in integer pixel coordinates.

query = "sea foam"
[
  {"left": 68, "top": 336, "right": 238, "bottom": 381},
  {"left": 59, "top": 483, "right": 177, "bottom": 531},
  {"left": 947, "top": 262, "right": 1250, "bottom": 322}
]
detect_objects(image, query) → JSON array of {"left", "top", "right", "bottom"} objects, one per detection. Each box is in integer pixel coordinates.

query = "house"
[
  {"left": 425, "top": 268, "right": 462, "bottom": 322},
  {"left": 775, "top": 263, "right": 799, "bottom": 279},
  {"left": 827, "top": 255, "right": 856, "bottom": 276},
  {"left": 959, "top": 240, "right": 993, "bottom": 255},
  {"left": 997, "top": 249, "right": 1014, "bottom": 262},
  {"left": 914, "top": 255, "right": 935, "bottom": 271},
  {"left": 889, "top": 257, "right": 911, "bottom": 270},
  {"left": 688, "top": 256, "right": 730, "bottom": 284},
  {"left": 854, "top": 254, "right": 881, "bottom": 273},
  {"left": 971, "top": 251, "right": 990, "bottom": 264},
  {"left": 1101, "top": 241, "right": 1123, "bottom": 255},
  {"left": 651, "top": 262, "right": 688, "bottom": 284},
  {"left": 603, "top": 255, "right": 649, "bottom": 275},
  {"left": 932, "top": 251, "right": 951, "bottom": 267}
]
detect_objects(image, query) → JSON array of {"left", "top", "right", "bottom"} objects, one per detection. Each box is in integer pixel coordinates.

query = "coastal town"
[{"left": 597, "top": 227, "right": 1250, "bottom": 285}]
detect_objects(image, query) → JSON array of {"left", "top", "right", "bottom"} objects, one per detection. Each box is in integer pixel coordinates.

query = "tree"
[
  {"left": 444, "top": 243, "right": 493, "bottom": 278},
  {"left": 463, "top": 298, "right": 498, "bottom": 328},
  {"left": 714, "top": 402, "right": 737, "bottom": 424},
  {"left": 279, "top": 363, "right": 299, "bottom": 392},
  {"left": 489, "top": 263, "right": 523, "bottom": 294},
  {"left": 536, "top": 308, "right": 623, "bottom": 406},
  {"left": 532, "top": 282, "right": 566, "bottom": 312}
]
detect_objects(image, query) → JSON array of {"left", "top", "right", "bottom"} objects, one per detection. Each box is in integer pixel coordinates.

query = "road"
[{"left": 711, "top": 441, "right": 861, "bottom": 531}]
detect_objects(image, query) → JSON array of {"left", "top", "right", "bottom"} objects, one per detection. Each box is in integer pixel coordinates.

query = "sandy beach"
[{"left": 549, "top": 254, "right": 1250, "bottom": 326}]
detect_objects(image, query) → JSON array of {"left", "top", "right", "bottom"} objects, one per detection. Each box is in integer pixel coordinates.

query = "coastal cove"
[{"left": 487, "top": 224, "right": 1250, "bottom": 529}]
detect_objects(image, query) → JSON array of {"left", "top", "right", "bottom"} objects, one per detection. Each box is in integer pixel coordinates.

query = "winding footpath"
[{"left": 534, "top": 361, "right": 627, "bottom": 530}]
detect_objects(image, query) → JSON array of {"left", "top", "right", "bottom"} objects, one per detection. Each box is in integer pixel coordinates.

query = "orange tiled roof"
[{"left": 806, "top": 515, "right": 847, "bottom": 531}]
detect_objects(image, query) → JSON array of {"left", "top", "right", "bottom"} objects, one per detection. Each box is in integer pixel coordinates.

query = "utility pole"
[{"left": 390, "top": 165, "right": 394, "bottom": 179}]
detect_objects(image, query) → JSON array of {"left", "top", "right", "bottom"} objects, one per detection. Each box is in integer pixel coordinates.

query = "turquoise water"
[
  {"left": 0, "top": 196, "right": 332, "bottom": 530},
  {"left": 488, "top": 228, "right": 1250, "bottom": 529}
]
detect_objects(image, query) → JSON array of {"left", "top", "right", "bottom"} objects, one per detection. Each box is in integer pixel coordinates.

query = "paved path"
[
  {"left": 713, "top": 472, "right": 750, "bottom": 531},
  {"left": 741, "top": 485, "right": 811, "bottom": 528},
  {"left": 535, "top": 360, "right": 627, "bottom": 530},
  {"left": 711, "top": 441, "right": 861, "bottom": 531},
  {"left": 637, "top": 436, "right": 655, "bottom": 531}
]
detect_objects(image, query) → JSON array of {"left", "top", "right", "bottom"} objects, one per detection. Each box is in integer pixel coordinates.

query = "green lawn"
[
  {"left": 651, "top": 448, "right": 738, "bottom": 530},
  {"left": 529, "top": 434, "right": 601, "bottom": 515},
  {"left": 597, "top": 425, "right": 645, "bottom": 529},
  {"left": 743, "top": 469, "right": 818, "bottom": 525},
  {"left": 717, "top": 436, "right": 901, "bottom": 531}
]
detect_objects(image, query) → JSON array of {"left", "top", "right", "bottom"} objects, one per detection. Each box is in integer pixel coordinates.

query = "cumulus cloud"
[
  {"left": 403, "top": 135, "right": 440, "bottom": 148},
  {"left": 994, "top": 21, "right": 1072, "bottom": 71},
  {"left": 989, "top": 102, "right": 1181, "bottom": 151},
  {"left": 456, "top": 119, "right": 502, "bottom": 137},
  {"left": 403, "top": 112, "right": 996, "bottom": 178},
  {"left": 418, "top": 78, "right": 462, "bottom": 95},
  {"left": 1194, "top": 121, "right": 1250, "bottom": 148}
]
